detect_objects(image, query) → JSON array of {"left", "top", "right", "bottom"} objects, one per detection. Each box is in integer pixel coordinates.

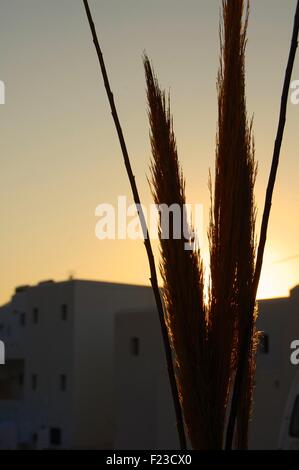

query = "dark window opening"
[
  {"left": 50, "top": 428, "right": 61, "bottom": 446},
  {"left": 32, "top": 433, "right": 37, "bottom": 444},
  {"left": 0, "top": 359, "right": 25, "bottom": 400},
  {"left": 31, "top": 374, "right": 37, "bottom": 391},
  {"left": 259, "top": 333, "right": 269, "bottom": 354},
  {"left": 61, "top": 304, "right": 68, "bottom": 321},
  {"left": 20, "top": 313, "right": 26, "bottom": 327},
  {"left": 130, "top": 337, "right": 140, "bottom": 356},
  {"left": 19, "top": 373, "right": 24, "bottom": 387},
  {"left": 32, "top": 308, "right": 39, "bottom": 324},
  {"left": 274, "top": 379, "right": 280, "bottom": 389},
  {"left": 290, "top": 395, "right": 299, "bottom": 437},
  {"left": 60, "top": 374, "right": 67, "bottom": 391}
]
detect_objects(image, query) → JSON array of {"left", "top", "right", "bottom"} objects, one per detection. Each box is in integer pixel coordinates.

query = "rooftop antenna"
[{"left": 67, "top": 271, "right": 75, "bottom": 281}]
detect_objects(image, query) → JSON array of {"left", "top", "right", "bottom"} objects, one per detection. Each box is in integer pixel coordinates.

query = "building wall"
[
  {"left": 249, "top": 290, "right": 299, "bottom": 448},
  {"left": 71, "top": 281, "right": 156, "bottom": 449},
  {"left": 114, "top": 287, "right": 299, "bottom": 450},
  {"left": 0, "top": 279, "right": 158, "bottom": 449},
  {"left": 114, "top": 310, "right": 179, "bottom": 450},
  {"left": 1, "top": 279, "right": 298, "bottom": 449},
  {"left": 0, "top": 280, "right": 75, "bottom": 448}
]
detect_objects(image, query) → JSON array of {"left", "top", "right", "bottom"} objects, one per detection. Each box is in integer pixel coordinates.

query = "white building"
[
  {"left": 114, "top": 286, "right": 299, "bottom": 449},
  {"left": 114, "top": 310, "right": 179, "bottom": 450},
  {"left": 0, "top": 279, "right": 156, "bottom": 449},
  {"left": 251, "top": 285, "right": 299, "bottom": 448},
  {"left": 1, "top": 278, "right": 298, "bottom": 449}
]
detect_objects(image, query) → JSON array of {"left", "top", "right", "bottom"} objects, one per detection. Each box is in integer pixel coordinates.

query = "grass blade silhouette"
[
  {"left": 226, "top": 0, "right": 299, "bottom": 449},
  {"left": 82, "top": 0, "right": 186, "bottom": 449},
  {"left": 209, "top": 0, "right": 256, "bottom": 448},
  {"left": 144, "top": 56, "right": 211, "bottom": 449}
]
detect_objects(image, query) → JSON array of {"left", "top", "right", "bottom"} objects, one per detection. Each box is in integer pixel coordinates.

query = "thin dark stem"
[
  {"left": 82, "top": 0, "right": 187, "bottom": 449},
  {"left": 225, "top": 0, "right": 299, "bottom": 450}
]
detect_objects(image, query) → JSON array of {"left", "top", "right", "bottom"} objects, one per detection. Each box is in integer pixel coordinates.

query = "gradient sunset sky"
[{"left": 0, "top": 0, "right": 298, "bottom": 305}]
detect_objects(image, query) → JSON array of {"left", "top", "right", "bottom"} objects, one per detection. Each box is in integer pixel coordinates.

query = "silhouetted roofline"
[{"left": 258, "top": 284, "right": 299, "bottom": 303}]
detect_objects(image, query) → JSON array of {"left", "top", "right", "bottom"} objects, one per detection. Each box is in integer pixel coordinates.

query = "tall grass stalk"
[
  {"left": 144, "top": 57, "right": 211, "bottom": 449},
  {"left": 145, "top": 0, "right": 257, "bottom": 449},
  {"left": 82, "top": 0, "right": 186, "bottom": 449},
  {"left": 226, "top": 0, "right": 299, "bottom": 449},
  {"left": 208, "top": 0, "right": 257, "bottom": 448}
]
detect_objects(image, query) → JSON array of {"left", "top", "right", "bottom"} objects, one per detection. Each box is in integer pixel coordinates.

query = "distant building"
[
  {"left": 1, "top": 279, "right": 298, "bottom": 449},
  {"left": 114, "top": 286, "right": 299, "bottom": 449},
  {"left": 251, "top": 286, "right": 299, "bottom": 448},
  {"left": 0, "top": 279, "right": 156, "bottom": 449},
  {"left": 114, "top": 310, "right": 179, "bottom": 450}
]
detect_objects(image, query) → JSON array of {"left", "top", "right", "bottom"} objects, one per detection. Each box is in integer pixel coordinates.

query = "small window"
[
  {"left": 274, "top": 379, "right": 280, "bottom": 389},
  {"left": 60, "top": 374, "right": 67, "bottom": 391},
  {"left": 130, "top": 337, "right": 140, "bottom": 356},
  {"left": 290, "top": 395, "right": 299, "bottom": 437},
  {"left": 20, "top": 313, "right": 26, "bottom": 327},
  {"left": 259, "top": 333, "right": 269, "bottom": 354},
  {"left": 32, "top": 433, "right": 38, "bottom": 444},
  {"left": 32, "top": 308, "right": 39, "bottom": 324},
  {"left": 19, "top": 373, "right": 24, "bottom": 387},
  {"left": 50, "top": 428, "right": 61, "bottom": 446},
  {"left": 32, "top": 374, "right": 37, "bottom": 391},
  {"left": 61, "top": 304, "right": 68, "bottom": 321}
]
